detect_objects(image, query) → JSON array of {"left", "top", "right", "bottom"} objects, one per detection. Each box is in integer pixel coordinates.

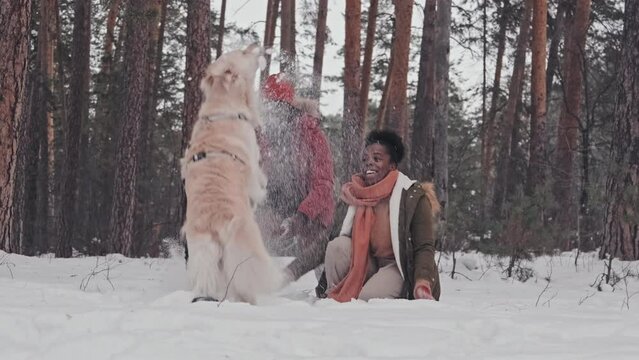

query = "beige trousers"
[{"left": 324, "top": 236, "right": 404, "bottom": 301}]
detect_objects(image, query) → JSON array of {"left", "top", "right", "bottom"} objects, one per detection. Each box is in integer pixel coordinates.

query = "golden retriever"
[{"left": 181, "top": 44, "right": 282, "bottom": 304}]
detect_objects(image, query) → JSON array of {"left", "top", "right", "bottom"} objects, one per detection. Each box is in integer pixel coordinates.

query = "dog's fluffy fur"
[{"left": 181, "top": 44, "right": 282, "bottom": 304}]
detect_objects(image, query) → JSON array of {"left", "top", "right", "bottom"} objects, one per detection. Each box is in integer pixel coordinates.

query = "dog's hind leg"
[
  {"left": 220, "top": 217, "right": 283, "bottom": 304},
  {"left": 186, "top": 234, "right": 225, "bottom": 301}
]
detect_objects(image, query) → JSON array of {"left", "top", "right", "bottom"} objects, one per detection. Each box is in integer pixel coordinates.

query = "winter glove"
[{"left": 413, "top": 279, "right": 435, "bottom": 300}]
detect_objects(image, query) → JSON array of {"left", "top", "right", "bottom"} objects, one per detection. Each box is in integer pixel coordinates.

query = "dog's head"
[{"left": 199, "top": 44, "right": 268, "bottom": 127}]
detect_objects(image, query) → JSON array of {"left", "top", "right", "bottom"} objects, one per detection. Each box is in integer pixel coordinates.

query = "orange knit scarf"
[{"left": 329, "top": 170, "right": 399, "bottom": 302}]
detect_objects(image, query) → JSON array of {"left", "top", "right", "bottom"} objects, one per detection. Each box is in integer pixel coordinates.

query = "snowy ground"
[{"left": 1, "top": 249, "right": 638, "bottom": 360}]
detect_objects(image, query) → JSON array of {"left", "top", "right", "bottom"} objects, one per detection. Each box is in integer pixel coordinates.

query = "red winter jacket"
[{"left": 258, "top": 99, "right": 335, "bottom": 228}]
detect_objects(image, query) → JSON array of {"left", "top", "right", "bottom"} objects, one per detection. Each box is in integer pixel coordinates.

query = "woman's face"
[{"left": 361, "top": 143, "right": 397, "bottom": 186}]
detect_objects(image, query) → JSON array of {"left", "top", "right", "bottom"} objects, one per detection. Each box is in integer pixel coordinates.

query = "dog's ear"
[
  {"left": 221, "top": 69, "right": 239, "bottom": 90},
  {"left": 199, "top": 72, "right": 216, "bottom": 97}
]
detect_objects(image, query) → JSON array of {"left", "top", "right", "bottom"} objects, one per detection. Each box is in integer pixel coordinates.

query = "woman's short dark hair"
[{"left": 365, "top": 129, "right": 405, "bottom": 164}]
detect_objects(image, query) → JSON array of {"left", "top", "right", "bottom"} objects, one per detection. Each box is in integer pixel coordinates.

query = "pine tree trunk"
[
  {"left": 261, "top": 0, "right": 280, "bottom": 84},
  {"left": 492, "top": 0, "right": 532, "bottom": 217},
  {"left": 434, "top": 0, "right": 452, "bottom": 216},
  {"left": 553, "top": 0, "right": 591, "bottom": 246},
  {"left": 56, "top": 0, "right": 91, "bottom": 257},
  {"left": 280, "top": 0, "right": 296, "bottom": 75},
  {"left": 527, "top": 0, "right": 548, "bottom": 195},
  {"left": 410, "top": 0, "right": 436, "bottom": 180},
  {"left": 342, "top": 0, "right": 362, "bottom": 179},
  {"left": 179, "top": 0, "right": 212, "bottom": 232},
  {"left": 216, "top": 0, "right": 227, "bottom": 59},
  {"left": 311, "top": 0, "right": 328, "bottom": 100},
  {"left": 108, "top": 0, "right": 157, "bottom": 256},
  {"left": 481, "top": 0, "right": 509, "bottom": 217},
  {"left": 0, "top": 0, "right": 33, "bottom": 253},
  {"left": 18, "top": 0, "right": 58, "bottom": 255},
  {"left": 546, "top": 0, "right": 567, "bottom": 101},
  {"left": 359, "top": 0, "right": 378, "bottom": 123},
  {"left": 135, "top": 0, "right": 165, "bottom": 256},
  {"left": 384, "top": 0, "right": 413, "bottom": 140},
  {"left": 601, "top": 0, "right": 639, "bottom": 261},
  {"left": 89, "top": 0, "right": 124, "bottom": 246},
  {"left": 181, "top": 0, "right": 212, "bottom": 154},
  {"left": 36, "top": 0, "right": 57, "bottom": 254},
  {"left": 33, "top": 0, "right": 57, "bottom": 254}
]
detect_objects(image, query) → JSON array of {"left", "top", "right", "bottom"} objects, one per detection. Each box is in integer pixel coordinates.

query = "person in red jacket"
[{"left": 257, "top": 73, "right": 336, "bottom": 285}]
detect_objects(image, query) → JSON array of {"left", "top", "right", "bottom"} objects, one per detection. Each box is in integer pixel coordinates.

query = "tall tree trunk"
[
  {"left": 50, "top": 0, "right": 67, "bottom": 247},
  {"left": 507, "top": 96, "right": 526, "bottom": 199},
  {"left": 311, "top": 0, "right": 328, "bottom": 100},
  {"left": 37, "top": 0, "right": 57, "bottom": 254},
  {"left": 481, "top": 0, "right": 509, "bottom": 217},
  {"left": 135, "top": 0, "right": 165, "bottom": 256},
  {"left": 280, "top": 0, "right": 296, "bottom": 75},
  {"left": 342, "top": 0, "right": 362, "bottom": 179},
  {"left": 56, "top": 0, "right": 91, "bottom": 258},
  {"left": 546, "top": 0, "right": 567, "bottom": 101},
  {"left": 383, "top": 0, "right": 413, "bottom": 140},
  {"left": 108, "top": 0, "right": 157, "bottom": 256},
  {"left": 376, "top": 39, "right": 394, "bottom": 130},
  {"left": 21, "top": 0, "right": 58, "bottom": 255},
  {"left": 527, "top": 0, "right": 548, "bottom": 195},
  {"left": 261, "top": 0, "right": 280, "bottom": 84},
  {"left": 553, "top": 0, "right": 591, "bottom": 247},
  {"left": 410, "top": 0, "right": 437, "bottom": 180},
  {"left": 89, "top": 0, "right": 123, "bottom": 249},
  {"left": 492, "top": 0, "right": 532, "bottom": 217},
  {"left": 181, "top": 0, "right": 211, "bottom": 154},
  {"left": 359, "top": 0, "right": 378, "bottom": 125},
  {"left": 434, "top": 0, "right": 452, "bottom": 218},
  {"left": 481, "top": 0, "right": 488, "bottom": 170},
  {"left": 216, "top": 0, "right": 227, "bottom": 59},
  {"left": 0, "top": 0, "right": 33, "bottom": 253},
  {"left": 601, "top": 0, "right": 639, "bottom": 261},
  {"left": 179, "top": 0, "right": 212, "bottom": 231}
]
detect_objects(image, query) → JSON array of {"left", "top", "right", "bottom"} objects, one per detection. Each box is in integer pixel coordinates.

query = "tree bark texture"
[
  {"left": 384, "top": 0, "right": 413, "bottom": 140},
  {"left": 56, "top": 0, "right": 91, "bottom": 257},
  {"left": 0, "top": 0, "right": 33, "bottom": 253},
  {"left": 181, "top": 0, "right": 211, "bottom": 154},
  {"left": 481, "top": 0, "right": 509, "bottom": 216},
  {"left": 411, "top": 0, "right": 437, "bottom": 181},
  {"left": 492, "top": 0, "right": 532, "bottom": 217},
  {"left": 280, "top": 0, "right": 297, "bottom": 75},
  {"left": 108, "top": 0, "right": 158, "bottom": 256},
  {"left": 434, "top": 0, "right": 452, "bottom": 216},
  {"left": 359, "top": 0, "right": 378, "bottom": 124},
  {"left": 546, "top": 0, "right": 567, "bottom": 100},
  {"left": 553, "top": 0, "right": 591, "bottom": 239},
  {"left": 342, "top": 0, "right": 362, "bottom": 179},
  {"left": 601, "top": 0, "right": 639, "bottom": 260},
  {"left": 311, "top": 0, "right": 328, "bottom": 100},
  {"left": 215, "top": 0, "right": 227, "bottom": 59},
  {"left": 527, "top": 0, "right": 548, "bottom": 195},
  {"left": 261, "top": 0, "right": 280, "bottom": 84}
]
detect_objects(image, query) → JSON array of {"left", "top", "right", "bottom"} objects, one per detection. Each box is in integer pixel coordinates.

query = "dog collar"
[
  {"left": 200, "top": 112, "right": 249, "bottom": 122},
  {"left": 190, "top": 150, "right": 246, "bottom": 166}
]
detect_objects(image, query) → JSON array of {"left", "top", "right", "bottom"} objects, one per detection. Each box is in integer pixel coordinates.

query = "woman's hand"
[
  {"left": 280, "top": 213, "right": 306, "bottom": 238},
  {"left": 413, "top": 279, "right": 434, "bottom": 300}
]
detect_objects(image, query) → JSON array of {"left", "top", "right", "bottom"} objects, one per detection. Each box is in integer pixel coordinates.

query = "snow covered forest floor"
[{"left": 1, "top": 249, "right": 638, "bottom": 359}]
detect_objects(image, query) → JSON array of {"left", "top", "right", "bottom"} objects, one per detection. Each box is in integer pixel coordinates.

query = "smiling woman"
[
  {"left": 361, "top": 131, "right": 404, "bottom": 186},
  {"left": 320, "top": 130, "right": 441, "bottom": 302}
]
